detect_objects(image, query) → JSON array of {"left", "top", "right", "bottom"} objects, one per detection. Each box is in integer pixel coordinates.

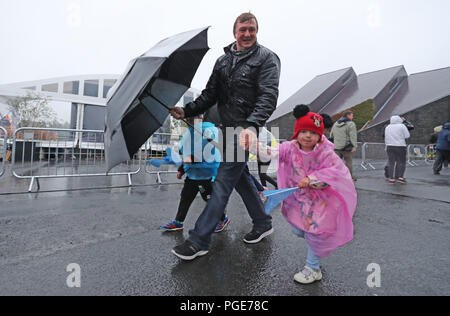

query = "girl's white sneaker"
[{"left": 294, "top": 266, "right": 323, "bottom": 284}]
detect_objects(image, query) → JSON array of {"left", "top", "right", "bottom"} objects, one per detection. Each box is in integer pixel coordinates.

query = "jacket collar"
[
  {"left": 224, "top": 42, "right": 259, "bottom": 56},
  {"left": 338, "top": 117, "right": 351, "bottom": 124}
]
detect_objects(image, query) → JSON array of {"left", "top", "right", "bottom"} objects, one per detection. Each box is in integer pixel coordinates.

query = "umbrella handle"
[{"left": 149, "top": 93, "right": 219, "bottom": 147}]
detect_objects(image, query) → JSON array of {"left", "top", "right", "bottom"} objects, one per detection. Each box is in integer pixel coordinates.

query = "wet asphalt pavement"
[{"left": 0, "top": 165, "right": 449, "bottom": 296}]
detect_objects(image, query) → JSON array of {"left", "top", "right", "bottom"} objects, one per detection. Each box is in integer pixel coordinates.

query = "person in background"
[
  {"left": 330, "top": 111, "right": 358, "bottom": 181},
  {"left": 430, "top": 125, "right": 448, "bottom": 169},
  {"left": 320, "top": 113, "right": 334, "bottom": 140},
  {"left": 430, "top": 125, "right": 443, "bottom": 144},
  {"left": 384, "top": 115, "right": 410, "bottom": 184},
  {"left": 240, "top": 105, "right": 357, "bottom": 285},
  {"left": 433, "top": 123, "right": 450, "bottom": 175},
  {"left": 401, "top": 116, "right": 415, "bottom": 132}
]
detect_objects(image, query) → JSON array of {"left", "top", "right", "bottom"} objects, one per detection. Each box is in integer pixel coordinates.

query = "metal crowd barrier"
[
  {"left": 5, "top": 124, "right": 436, "bottom": 190},
  {"left": 143, "top": 133, "right": 281, "bottom": 184},
  {"left": 144, "top": 133, "right": 182, "bottom": 184},
  {"left": 425, "top": 144, "right": 437, "bottom": 165},
  {"left": 12, "top": 127, "right": 142, "bottom": 192},
  {"left": 407, "top": 144, "right": 428, "bottom": 166},
  {"left": 0, "top": 126, "right": 7, "bottom": 177},
  {"left": 353, "top": 142, "right": 364, "bottom": 160},
  {"left": 360, "top": 142, "right": 387, "bottom": 170},
  {"left": 359, "top": 142, "right": 432, "bottom": 170}
]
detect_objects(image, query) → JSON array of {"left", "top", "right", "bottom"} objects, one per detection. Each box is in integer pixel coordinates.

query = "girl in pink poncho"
[{"left": 241, "top": 105, "right": 357, "bottom": 284}]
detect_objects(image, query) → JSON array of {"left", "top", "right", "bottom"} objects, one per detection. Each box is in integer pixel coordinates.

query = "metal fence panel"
[
  {"left": 360, "top": 142, "right": 387, "bottom": 170},
  {"left": 407, "top": 144, "right": 428, "bottom": 166},
  {"left": 360, "top": 142, "right": 432, "bottom": 170},
  {"left": 353, "top": 142, "right": 364, "bottom": 160},
  {"left": 144, "top": 133, "right": 183, "bottom": 184},
  {"left": 425, "top": 144, "right": 437, "bottom": 165},
  {"left": 7, "top": 125, "right": 435, "bottom": 192},
  {"left": 11, "top": 127, "right": 142, "bottom": 191}
]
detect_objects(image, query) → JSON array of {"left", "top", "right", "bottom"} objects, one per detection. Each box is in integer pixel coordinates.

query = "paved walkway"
[{"left": 0, "top": 165, "right": 448, "bottom": 296}]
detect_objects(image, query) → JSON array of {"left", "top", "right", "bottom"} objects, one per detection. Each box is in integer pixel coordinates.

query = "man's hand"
[
  {"left": 298, "top": 177, "right": 311, "bottom": 189},
  {"left": 239, "top": 129, "right": 258, "bottom": 152},
  {"left": 351, "top": 148, "right": 356, "bottom": 153},
  {"left": 176, "top": 170, "right": 184, "bottom": 180},
  {"left": 169, "top": 106, "right": 185, "bottom": 120}
]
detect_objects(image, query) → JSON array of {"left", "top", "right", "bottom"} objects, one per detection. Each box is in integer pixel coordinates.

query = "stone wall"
[
  {"left": 358, "top": 95, "right": 450, "bottom": 144},
  {"left": 268, "top": 95, "right": 450, "bottom": 144},
  {"left": 266, "top": 114, "right": 297, "bottom": 141}
]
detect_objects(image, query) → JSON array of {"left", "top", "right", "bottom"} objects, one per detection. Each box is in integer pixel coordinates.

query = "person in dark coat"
[
  {"left": 320, "top": 113, "right": 334, "bottom": 140},
  {"left": 433, "top": 123, "right": 450, "bottom": 175},
  {"left": 169, "top": 12, "right": 281, "bottom": 260}
]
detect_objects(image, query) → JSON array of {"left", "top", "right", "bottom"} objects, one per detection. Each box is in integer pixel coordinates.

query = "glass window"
[
  {"left": 42, "top": 83, "right": 58, "bottom": 93},
  {"left": 103, "top": 79, "right": 117, "bottom": 98},
  {"left": 82, "top": 105, "right": 106, "bottom": 138},
  {"left": 63, "top": 81, "right": 80, "bottom": 95},
  {"left": 84, "top": 80, "right": 99, "bottom": 97},
  {"left": 23, "top": 86, "right": 36, "bottom": 90}
]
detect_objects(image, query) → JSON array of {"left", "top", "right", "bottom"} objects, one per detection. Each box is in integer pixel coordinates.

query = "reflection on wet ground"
[{"left": 0, "top": 166, "right": 449, "bottom": 295}]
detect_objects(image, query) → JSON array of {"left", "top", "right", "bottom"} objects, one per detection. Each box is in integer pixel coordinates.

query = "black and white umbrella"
[{"left": 104, "top": 27, "right": 210, "bottom": 171}]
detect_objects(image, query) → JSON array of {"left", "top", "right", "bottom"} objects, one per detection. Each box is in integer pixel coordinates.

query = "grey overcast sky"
[{"left": 1, "top": 0, "right": 450, "bottom": 106}]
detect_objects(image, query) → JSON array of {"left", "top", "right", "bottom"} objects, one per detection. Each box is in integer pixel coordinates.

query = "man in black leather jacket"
[{"left": 169, "top": 12, "right": 281, "bottom": 260}]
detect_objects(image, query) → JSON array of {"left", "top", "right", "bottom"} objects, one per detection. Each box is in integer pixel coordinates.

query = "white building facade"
[{"left": 0, "top": 75, "right": 200, "bottom": 132}]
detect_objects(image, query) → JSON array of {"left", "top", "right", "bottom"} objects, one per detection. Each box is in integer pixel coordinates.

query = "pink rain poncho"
[{"left": 277, "top": 137, "right": 357, "bottom": 257}]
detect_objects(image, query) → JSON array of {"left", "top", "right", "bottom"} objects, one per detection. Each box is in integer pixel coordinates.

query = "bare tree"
[{"left": 7, "top": 92, "right": 57, "bottom": 128}]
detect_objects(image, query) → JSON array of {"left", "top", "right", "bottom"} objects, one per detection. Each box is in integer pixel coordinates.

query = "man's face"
[
  {"left": 234, "top": 19, "right": 258, "bottom": 51},
  {"left": 347, "top": 113, "right": 354, "bottom": 121}
]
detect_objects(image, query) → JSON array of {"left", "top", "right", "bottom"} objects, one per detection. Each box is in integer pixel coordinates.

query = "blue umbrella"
[
  {"left": 263, "top": 188, "right": 299, "bottom": 214},
  {"left": 263, "top": 181, "right": 321, "bottom": 214}
]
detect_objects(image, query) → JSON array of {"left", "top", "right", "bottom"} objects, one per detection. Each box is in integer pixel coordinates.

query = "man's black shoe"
[
  {"left": 171, "top": 240, "right": 208, "bottom": 261},
  {"left": 243, "top": 227, "right": 274, "bottom": 244}
]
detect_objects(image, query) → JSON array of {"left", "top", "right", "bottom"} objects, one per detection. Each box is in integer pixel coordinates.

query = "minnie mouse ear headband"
[{"left": 291, "top": 105, "right": 325, "bottom": 140}]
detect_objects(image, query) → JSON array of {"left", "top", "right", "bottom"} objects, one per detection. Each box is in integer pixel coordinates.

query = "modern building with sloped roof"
[
  {"left": 267, "top": 66, "right": 450, "bottom": 144},
  {"left": 0, "top": 75, "right": 200, "bottom": 133}
]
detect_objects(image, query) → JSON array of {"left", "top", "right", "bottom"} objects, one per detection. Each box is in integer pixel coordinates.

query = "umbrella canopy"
[{"left": 104, "top": 27, "right": 210, "bottom": 172}]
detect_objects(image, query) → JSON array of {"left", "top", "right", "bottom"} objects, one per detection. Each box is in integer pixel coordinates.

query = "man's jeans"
[{"left": 188, "top": 140, "right": 272, "bottom": 250}]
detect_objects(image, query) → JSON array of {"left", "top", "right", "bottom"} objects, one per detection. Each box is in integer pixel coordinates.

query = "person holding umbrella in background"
[{"left": 169, "top": 12, "right": 281, "bottom": 260}]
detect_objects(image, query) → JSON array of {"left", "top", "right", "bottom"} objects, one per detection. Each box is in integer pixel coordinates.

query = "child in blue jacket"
[{"left": 161, "top": 116, "right": 229, "bottom": 232}]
